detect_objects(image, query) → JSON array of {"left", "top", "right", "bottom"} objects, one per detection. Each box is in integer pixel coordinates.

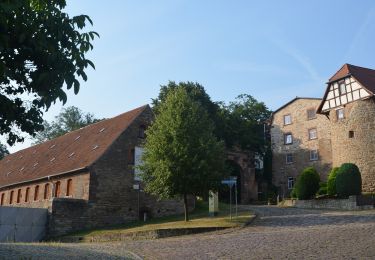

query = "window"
[
  {"left": 17, "top": 189, "right": 21, "bottom": 203},
  {"left": 44, "top": 184, "right": 50, "bottom": 200},
  {"left": 287, "top": 177, "right": 294, "bottom": 190},
  {"left": 9, "top": 190, "right": 14, "bottom": 204},
  {"left": 310, "top": 150, "right": 319, "bottom": 161},
  {"left": 308, "top": 128, "right": 317, "bottom": 140},
  {"left": 34, "top": 185, "right": 39, "bottom": 201},
  {"left": 284, "top": 133, "right": 293, "bottom": 144},
  {"left": 66, "top": 179, "right": 73, "bottom": 196},
  {"left": 349, "top": 131, "right": 354, "bottom": 138},
  {"left": 284, "top": 114, "right": 292, "bottom": 125},
  {"left": 336, "top": 108, "right": 344, "bottom": 120},
  {"left": 54, "top": 182, "right": 61, "bottom": 198},
  {"left": 339, "top": 82, "right": 346, "bottom": 95},
  {"left": 128, "top": 148, "right": 135, "bottom": 165},
  {"left": 0, "top": 193, "right": 4, "bottom": 206},
  {"left": 307, "top": 109, "right": 316, "bottom": 120},
  {"left": 286, "top": 153, "right": 293, "bottom": 164},
  {"left": 138, "top": 125, "right": 147, "bottom": 139},
  {"left": 25, "top": 187, "right": 30, "bottom": 202}
]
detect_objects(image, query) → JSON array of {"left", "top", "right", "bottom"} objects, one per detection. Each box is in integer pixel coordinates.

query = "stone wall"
[
  {"left": 284, "top": 196, "right": 374, "bottom": 210},
  {"left": 271, "top": 98, "right": 332, "bottom": 197},
  {"left": 329, "top": 98, "right": 375, "bottom": 192}
]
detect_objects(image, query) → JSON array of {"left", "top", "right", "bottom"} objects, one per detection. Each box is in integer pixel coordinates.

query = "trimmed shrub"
[
  {"left": 290, "top": 188, "right": 297, "bottom": 199},
  {"left": 327, "top": 167, "right": 339, "bottom": 196},
  {"left": 316, "top": 182, "right": 327, "bottom": 196},
  {"left": 295, "top": 167, "right": 320, "bottom": 200},
  {"left": 336, "top": 163, "right": 362, "bottom": 197}
]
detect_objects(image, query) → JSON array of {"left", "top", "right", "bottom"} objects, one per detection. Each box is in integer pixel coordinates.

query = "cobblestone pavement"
[{"left": 1, "top": 206, "right": 375, "bottom": 259}]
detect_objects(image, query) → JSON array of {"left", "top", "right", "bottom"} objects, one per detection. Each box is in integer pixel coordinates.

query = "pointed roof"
[
  {"left": 0, "top": 105, "right": 149, "bottom": 189},
  {"left": 328, "top": 63, "right": 375, "bottom": 94}
]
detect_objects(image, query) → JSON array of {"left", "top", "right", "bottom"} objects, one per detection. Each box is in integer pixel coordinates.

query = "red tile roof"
[
  {"left": 0, "top": 105, "right": 149, "bottom": 189},
  {"left": 329, "top": 63, "right": 375, "bottom": 94}
]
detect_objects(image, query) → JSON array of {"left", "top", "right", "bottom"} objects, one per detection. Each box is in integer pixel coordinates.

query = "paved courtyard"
[{"left": 1, "top": 206, "right": 375, "bottom": 259}]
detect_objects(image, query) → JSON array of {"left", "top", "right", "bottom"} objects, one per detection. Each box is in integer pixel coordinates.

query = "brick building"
[
  {"left": 271, "top": 98, "right": 332, "bottom": 197},
  {"left": 0, "top": 105, "right": 187, "bottom": 236},
  {"left": 272, "top": 64, "right": 375, "bottom": 195}
]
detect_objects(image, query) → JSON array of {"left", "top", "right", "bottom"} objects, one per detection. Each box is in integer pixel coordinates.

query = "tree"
[
  {"left": 33, "top": 106, "right": 102, "bottom": 143},
  {"left": 0, "top": 0, "right": 98, "bottom": 145},
  {"left": 0, "top": 143, "right": 9, "bottom": 160},
  {"left": 294, "top": 167, "right": 320, "bottom": 200},
  {"left": 141, "top": 87, "right": 226, "bottom": 221},
  {"left": 336, "top": 163, "right": 362, "bottom": 198}
]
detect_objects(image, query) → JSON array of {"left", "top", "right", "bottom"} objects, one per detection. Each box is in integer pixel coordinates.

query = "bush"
[
  {"left": 327, "top": 167, "right": 339, "bottom": 196},
  {"left": 290, "top": 188, "right": 297, "bottom": 199},
  {"left": 336, "top": 163, "right": 362, "bottom": 197},
  {"left": 294, "top": 167, "right": 320, "bottom": 200},
  {"left": 316, "top": 182, "right": 327, "bottom": 196}
]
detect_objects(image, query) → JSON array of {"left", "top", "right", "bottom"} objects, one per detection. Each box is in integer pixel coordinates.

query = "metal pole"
[
  {"left": 229, "top": 184, "right": 232, "bottom": 220},
  {"left": 138, "top": 185, "right": 140, "bottom": 221},
  {"left": 235, "top": 182, "right": 238, "bottom": 218}
]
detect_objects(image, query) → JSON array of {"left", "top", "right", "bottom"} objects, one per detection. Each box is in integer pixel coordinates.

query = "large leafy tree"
[
  {"left": 33, "top": 106, "right": 102, "bottom": 143},
  {"left": 141, "top": 87, "right": 226, "bottom": 221},
  {"left": 0, "top": 0, "right": 98, "bottom": 145},
  {"left": 0, "top": 143, "right": 9, "bottom": 160}
]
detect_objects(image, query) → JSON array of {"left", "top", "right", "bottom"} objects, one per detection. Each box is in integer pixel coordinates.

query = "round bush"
[
  {"left": 295, "top": 167, "right": 320, "bottom": 200},
  {"left": 336, "top": 163, "right": 362, "bottom": 197},
  {"left": 327, "top": 167, "right": 340, "bottom": 196},
  {"left": 316, "top": 182, "right": 327, "bottom": 196}
]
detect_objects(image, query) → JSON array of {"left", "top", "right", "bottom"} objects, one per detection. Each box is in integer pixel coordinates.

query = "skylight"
[
  {"left": 68, "top": 152, "right": 75, "bottom": 158},
  {"left": 50, "top": 144, "right": 56, "bottom": 149},
  {"left": 99, "top": 128, "right": 105, "bottom": 133},
  {"left": 33, "top": 162, "right": 39, "bottom": 167},
  {"left": 75, "top": 136, "right": 81, "bottom": 141},
  {"left": 92, "top": 145, "right": 99, "bottom": 150},
  {"left": 6, "top": 171, "right": 12, "bottom": 176},
  {"left": 19, "top": 167, "right": 25, "bottom": 172},
  {"left": 50, "top": 157, "right": 56, "bottom": 162}
]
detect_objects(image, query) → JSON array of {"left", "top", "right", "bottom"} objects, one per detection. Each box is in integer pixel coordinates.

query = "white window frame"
[
  {"left": 308, "top": 128, "right": 317, "bottom": 140},
  {"left": 310, "top": 150, "right": 319, "bottom": 161},
  {"left": 307, "top": 109, "right": 316, "bottom": 120},
  {"left": 336, "top": 108, "right": 344, "bottom": 120},
  {"left": 284, "top": 114, "right": 292, "bottom": 125},
  {"left": 284, "top": 133, "right": 293, "bottom": 144},
  {"left": 287, "top": 177, "right": 294, "bottom": 190}
]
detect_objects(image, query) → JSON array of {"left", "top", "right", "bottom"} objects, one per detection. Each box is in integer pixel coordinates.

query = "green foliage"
[
  {"left": 0, "top": 143, "right": 9, "bottom": 160},
  {"left": 336, "top": 163, "right": 362, "bottom": 198},
  {"left": 0, "top": 0, "right": 98, "bottom": 145},
  {"left": 316, "top": 182, "right": 327, "bottom": 196},
  {"left": 294, "top": 167, "right": 320, "bottom": 200},
  {"left": 290, "top": 188, "right": 297, "bottom": 199},
  {"left": 33, "top": 106, "right": 102, "bottom": 143},
  {"left": 141, "top": 87, "right": 226, "bottom": 221},
  {"left": 327, "top": 167, "right": 339, "bottom": 196}
]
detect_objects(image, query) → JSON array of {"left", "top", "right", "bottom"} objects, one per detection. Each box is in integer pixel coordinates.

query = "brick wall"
[{"left": 271, "top": 99, "right": 332, "bottom": 197}]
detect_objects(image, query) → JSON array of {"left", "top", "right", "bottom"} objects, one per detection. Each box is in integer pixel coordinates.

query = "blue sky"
[{"left": 7, "top": 0, "right": 375, "bottom": 152}]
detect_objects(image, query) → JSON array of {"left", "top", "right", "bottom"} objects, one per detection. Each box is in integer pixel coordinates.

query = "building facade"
[
  {"left": 271, "top": 98, "right": 332, "bottom": 197},
  {"left": 0, "top": 105, "right": 188, "bottom": 237}
]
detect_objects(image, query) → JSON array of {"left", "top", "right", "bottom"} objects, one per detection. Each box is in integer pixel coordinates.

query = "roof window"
[
  {"left": 50, "top": 144, "right": 56, "bottom": 149},
  {"left": 92, "top": 145, "right": 99, "bottom": 150},
  {"left": 75, "top": 136, "right": 81, "bottom": 141},
  {"left": 50, "top": 157, "right": 56, "bottom": 162},
  {"left": 99, "top": 128, "right": 106, "bottom": 133},
  {"left": 33, "top": 162, "right": 39, "bottom": 167},
  {"left": 19, "top": 167, "right": 25, "bottom": 172},
  {"left": 68, "top": 152, "right": 75, "bottom": 158}
]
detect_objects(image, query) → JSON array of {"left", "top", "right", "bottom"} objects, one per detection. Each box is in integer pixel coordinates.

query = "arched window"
[
  {"left": 9, "top": 190, "right": 14, "bottom": 204},
  {"left": 34, "top": 185, "right": 39, "bottom": 201},
  {"left": 66, "top": 179, "right": 73, "bottom": 196},
  {"left": 54, "top": 181, "right": 61, "bottom": 198},
  {"left": 17, "top": 189, "right": 22, "bottom": 203},
  {"left": 44, "top": 183, "right": 50, "bottom": 200},
  {"left": 0, "top": 193, "right": 4, "bottom": 206},
  {"left": 25, "top": 187, "right": 30, "bottom": 202},
  {"left": 138, "top": 125, "right": 147, "bottom": 139}
]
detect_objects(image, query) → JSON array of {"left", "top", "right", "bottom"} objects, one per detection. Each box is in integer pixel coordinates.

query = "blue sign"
[{"left": 221, "top": 179, "right": 236, "bottom": 187}]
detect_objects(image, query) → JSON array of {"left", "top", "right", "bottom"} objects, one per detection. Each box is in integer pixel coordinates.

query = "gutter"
[{"left": 0, "top": 167, "right": 88, "bottom": 191}]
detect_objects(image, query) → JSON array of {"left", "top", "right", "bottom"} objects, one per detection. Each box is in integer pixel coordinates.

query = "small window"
[
  {"left": 54, "top": 182, "right": 61, "bottom": 198},
  {"left": 128, "top": 148, "right": 135, "bottom": 165},
  {"left": 66, "top": 179, "right": 73, "bottom": 196},
  {"left": 0, "top": 193, "right": 4, "bottom": 206},
  {"left": 25, "top": 187, "right": 30, "bottom": 202},
  {"left": 310, "top": 150, "right": 319, "bottom": 161},
  {"left": 9, "top": 190, "right": 14, "bottom": 204},
  {"left": 34, "top": 185, "right": 39, "bottom": 201},
  {"left": 138, "top": 125, "right": 147, "bottom": 139},
  {"left": 284, "top": 114, "right": 292, "bottom": 125},
  {"left": 44, "top": 184, "right": 50, "bottom": 200},
  {"left": 287, "top": 177, "right": 294, "bottom": 190},
  {"left": 307, "top": 109, "right": 316, "bottom": 120},
  {"left": 349, "top": 131, "right": 354, "bottom": 138},
  {"left": 284, "top": 133, "right": 293, "bottom": 144},
  {"left": 17, "top": 189, "right": 21, "bottom": 203},
  {"left": 339, "top": 82, "right": 346, "bottom": 95},
  {"left": 308, "top": 128, "right": 317, "bottom": 140},
  {"left": 336, "top": 108, "right": 344, "bottom": 120},
  {"left": 286, "top": 153, "right": 293, "bottom": 164}
]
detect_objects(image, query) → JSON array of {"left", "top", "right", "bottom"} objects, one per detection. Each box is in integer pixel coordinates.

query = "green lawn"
[{"left": 63, "top": 201, "right": 253, "bottom": 239}]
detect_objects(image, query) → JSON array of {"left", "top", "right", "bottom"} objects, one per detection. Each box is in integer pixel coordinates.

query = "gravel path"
[{"left": 1, "top": 206, "right": 375, "bottom": 259}]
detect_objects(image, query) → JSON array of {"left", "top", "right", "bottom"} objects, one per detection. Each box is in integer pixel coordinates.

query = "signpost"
[{"left": 221, "top": 176, "right": 238, "bottom": 220}]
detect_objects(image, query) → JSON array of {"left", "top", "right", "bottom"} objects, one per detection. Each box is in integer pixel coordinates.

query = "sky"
[{"left": 6, "top": 0, "right": 375, "bottom": 152}]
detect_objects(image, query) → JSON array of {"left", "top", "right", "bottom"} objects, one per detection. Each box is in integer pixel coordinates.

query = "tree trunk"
[{"left": 183, "top": 193, "right": 189, "bottom": 221}]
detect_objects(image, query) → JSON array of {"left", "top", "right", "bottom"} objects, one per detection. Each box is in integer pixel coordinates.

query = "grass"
[{"left": 63, "top": 201, "right": 253, "bottom": 239}]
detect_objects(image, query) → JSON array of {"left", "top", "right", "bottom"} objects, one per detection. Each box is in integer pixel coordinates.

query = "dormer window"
[{"left": 283, "top": 114, "right": 292, "bottom": 125}]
